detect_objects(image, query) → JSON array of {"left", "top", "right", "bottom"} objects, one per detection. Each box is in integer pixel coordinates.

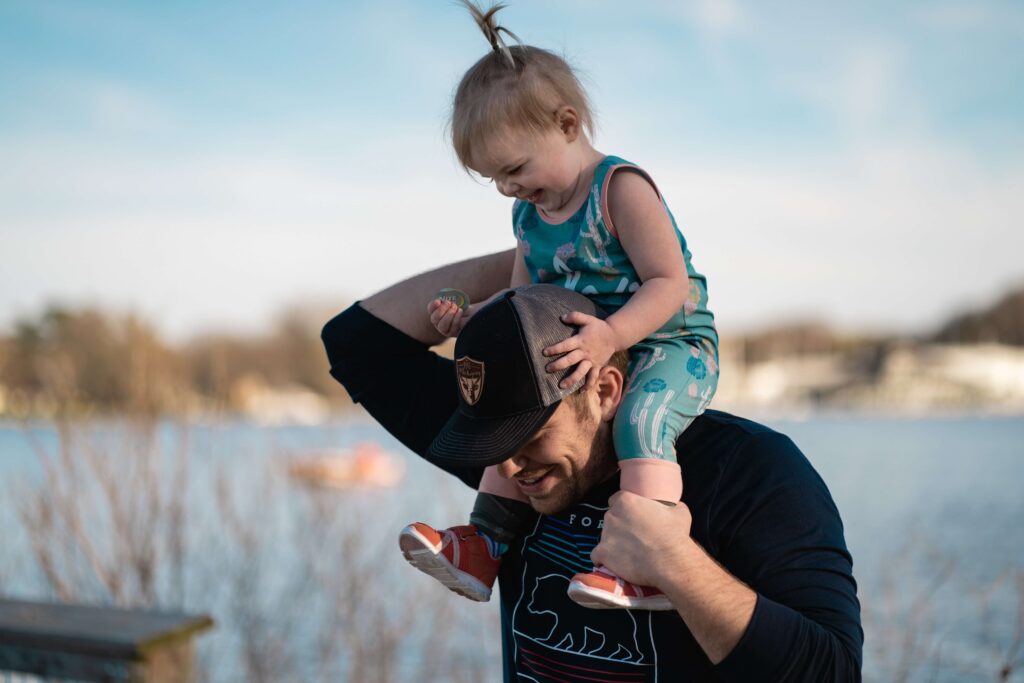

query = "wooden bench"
[{"left": 0, "top": 598, "right": 214, "bottom": 682}]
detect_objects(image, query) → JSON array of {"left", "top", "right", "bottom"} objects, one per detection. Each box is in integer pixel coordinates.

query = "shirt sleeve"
[
  {"left": 321, "top": 302, "right": 484, "bottom": 489},
  {"left": 711, "top": 432, "right": 863, "bottom": 682}
]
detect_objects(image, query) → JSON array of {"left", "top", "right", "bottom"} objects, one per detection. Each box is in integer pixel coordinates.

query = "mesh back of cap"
[{"left": 510, "top": 284, "right": 603, "bottom": 407}]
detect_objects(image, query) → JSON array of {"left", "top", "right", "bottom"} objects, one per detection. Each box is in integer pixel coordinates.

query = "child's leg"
[
  {"left": 470, "top": 467, "right": 535, "bottom": 555},
  {"left": 399, "top": 466, "right": 535, "bottom": 603},
  {"left": 568, "top": 338, "right": 719, "bottom": 610},
  {"left": 616, "top": 339, "right": 719, "bottom": 499},
  {"left": 619, "top": 339, "right": 719, "bottom": 463}
]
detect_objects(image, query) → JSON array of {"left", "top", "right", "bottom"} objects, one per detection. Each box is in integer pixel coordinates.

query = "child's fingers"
[
  {"left": 560, "top": 360, "right": 592, "bottom": 389},
  {"left": 546, "top": 349, "right": 585, "bottom": 373},
  {"left": 427, "top": 298, "right": 444, "bottom": 314},
  {"left": 543, "top": 337, "right": 581, "bottom": 357},
  {"left": 429, "top": 301, "right": 453, "bottom": 329},
  {"left": 433, "top": 304, "right": 462, "bottom": 337},
  {"left": 437, "top": 320, "right": 455, "bottom": 337},
  {"left": 561, "top": 311, "right": 598, "bottom": 327},
  {"left": 584, "top": 366, "right": 600, "bottom": 391},
  {"left": 443, "top": 310, "right": 464, "bottom": 337}
]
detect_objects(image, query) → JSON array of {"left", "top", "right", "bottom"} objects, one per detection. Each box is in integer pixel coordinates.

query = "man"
[{"left": 322, "top": 251, "right": 863, "bottom": 681}]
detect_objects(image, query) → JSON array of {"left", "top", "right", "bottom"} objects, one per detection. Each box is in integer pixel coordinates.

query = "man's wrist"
[{"left": 652, "top": 533, "right": 705, "bottom": 590}]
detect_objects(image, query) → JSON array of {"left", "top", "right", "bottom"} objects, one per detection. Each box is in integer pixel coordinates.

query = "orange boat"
[{"left": 287, "top": 442, "right": 405, "bottom": 489}]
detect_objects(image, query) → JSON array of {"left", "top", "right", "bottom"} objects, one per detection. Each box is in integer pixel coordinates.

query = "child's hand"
[
  {"left": 429, "top": 298, "right": 485, "bottom": 337},
  {"left": 543, "top": 311, "right": 620, "bottom": 390}
]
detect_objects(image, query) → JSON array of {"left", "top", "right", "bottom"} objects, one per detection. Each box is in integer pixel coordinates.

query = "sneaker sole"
[
  {"left": 567, "top": 580, "right": 674, "bottom": 611},
  {"left": 398, "top": 525, "right": 492, "bottom": 602}
]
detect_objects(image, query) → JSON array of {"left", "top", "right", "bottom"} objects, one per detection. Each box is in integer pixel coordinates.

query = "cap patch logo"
[{"left": 456, "top": 356, "right": 485, "bottom": 406}]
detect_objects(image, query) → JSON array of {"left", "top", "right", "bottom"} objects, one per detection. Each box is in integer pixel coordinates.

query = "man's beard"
[{"left": 540, "top": 420, "right": 617, "bottom": 515}]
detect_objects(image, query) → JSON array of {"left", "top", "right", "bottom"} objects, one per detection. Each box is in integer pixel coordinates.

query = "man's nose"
[{"left": 497, "top": 454, "right": 526, "bottom": 478}]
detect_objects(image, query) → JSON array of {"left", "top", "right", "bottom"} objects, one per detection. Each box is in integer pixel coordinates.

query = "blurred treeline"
[
  {"left": 1, "top": 282, "right": 1021, "bottom": 418},
  {"left": 934, "top": 284, "right": 1024, "bottom": 346},
  {"left": 733, "top": 282, "right": 1024, "bottom": 362},
  {"left": 0, "top": 304, "right": 353, "bottom": 418}
]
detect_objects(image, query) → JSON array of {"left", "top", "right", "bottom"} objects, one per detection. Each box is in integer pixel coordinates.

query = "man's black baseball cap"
[{"left": 426, "top": 284, "right": 602, "bottom": 467}]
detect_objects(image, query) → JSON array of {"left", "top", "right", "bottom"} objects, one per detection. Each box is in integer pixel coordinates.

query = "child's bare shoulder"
[{"left": 606, "top": 166, "right": 666, "bottom": 237}]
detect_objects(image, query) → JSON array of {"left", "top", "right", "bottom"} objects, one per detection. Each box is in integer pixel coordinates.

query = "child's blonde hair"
[{"left": 450, "top": 1, "right": 595, "bottom": 172}]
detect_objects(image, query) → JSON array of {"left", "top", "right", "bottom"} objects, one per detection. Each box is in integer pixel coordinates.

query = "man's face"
[{"left": 496, "top": 399, "right": 617, "bottom": 515}]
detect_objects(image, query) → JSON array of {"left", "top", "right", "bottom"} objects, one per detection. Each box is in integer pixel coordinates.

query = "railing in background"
[{"left": 0, "top": 599, "right": 213, "bottom": 682}]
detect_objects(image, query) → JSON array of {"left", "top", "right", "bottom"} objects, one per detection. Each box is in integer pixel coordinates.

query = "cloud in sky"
[{"left": 1, "top": 0, "right": 1021, "bottom": 338}]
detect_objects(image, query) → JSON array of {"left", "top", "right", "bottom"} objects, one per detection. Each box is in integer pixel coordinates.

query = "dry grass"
[
  {"left": 863, "top": 529, "right": 1024, "bottom": 683},
  {"left": 8, "top": 416, "right": 501, "bottom": 681}
]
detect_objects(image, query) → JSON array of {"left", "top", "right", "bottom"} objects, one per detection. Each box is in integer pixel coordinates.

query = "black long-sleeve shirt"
[{"left": 323, "top": 303, "right": 863, "bottom": 681}]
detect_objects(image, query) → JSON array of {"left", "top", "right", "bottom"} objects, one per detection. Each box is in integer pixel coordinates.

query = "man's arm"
[
  {"left": 361, "top": 249, "right": 515, "bottom": 345},
  {"left": 661, "top": 528, "right": 758, "bottom": 663},
  {"left": 594, "top": 434, "right": 862, "bottom": 681},
  {"left": 593, "top": 493, "right": 756, "bottom": 663},
  {"left": 428, "top": 244, "right": 531, "bottom": 338},
  {"left": 706, "top": 432, "right": 863, "bottom": 681},
  {"left": 321, "top": 250, "right": 515, "bottom": 487}
]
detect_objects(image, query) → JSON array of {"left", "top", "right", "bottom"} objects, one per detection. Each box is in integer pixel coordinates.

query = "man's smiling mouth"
[{"left": 516, "top": 467, "right": 555, "bottom": 491}]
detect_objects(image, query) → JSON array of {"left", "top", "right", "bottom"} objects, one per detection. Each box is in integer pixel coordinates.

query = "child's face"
[{"left": 469, "top": 125, "right": 584, "bottom": 215}]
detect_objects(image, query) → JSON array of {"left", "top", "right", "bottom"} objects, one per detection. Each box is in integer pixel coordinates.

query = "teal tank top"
[{"left": 512, "top": 155, "right": 717, "bottom": 349}]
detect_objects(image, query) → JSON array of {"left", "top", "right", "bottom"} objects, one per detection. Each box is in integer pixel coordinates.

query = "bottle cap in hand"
[{"left": 436, "top": 288, "right": 470, "bottom": 311}]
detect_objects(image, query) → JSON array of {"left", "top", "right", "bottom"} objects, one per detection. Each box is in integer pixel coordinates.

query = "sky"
[{"left": 1, "top": 0, "right": 1022, "bottom": 340}]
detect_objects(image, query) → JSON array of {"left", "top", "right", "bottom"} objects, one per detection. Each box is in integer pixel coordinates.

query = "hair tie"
[
  {"left": 490, "top": 24, "right": 522, "bottom": 68},
  {"left": 460, "top": 1, "right": 522, "bottom": 70}
]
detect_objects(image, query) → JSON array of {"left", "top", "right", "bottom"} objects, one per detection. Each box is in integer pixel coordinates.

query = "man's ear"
[
  {"left": 554, "top": 106, "right": 581, "bottom": 142},
  {"left": 594, "top": 364, "right": 624, "bottom": 423}
]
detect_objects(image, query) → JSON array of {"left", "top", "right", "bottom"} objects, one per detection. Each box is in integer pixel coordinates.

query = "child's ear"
[{"left": 554, "top": 106, "right": 581, "bottom": 142}]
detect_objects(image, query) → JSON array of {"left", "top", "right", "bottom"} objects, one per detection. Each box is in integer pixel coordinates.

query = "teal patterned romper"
[{"left": 514, "top": 156, "right": 719, "bottom": 461}]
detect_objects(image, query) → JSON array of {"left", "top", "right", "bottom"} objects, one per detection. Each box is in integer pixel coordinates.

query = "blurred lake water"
[{"left": 1, "top": 414, "right": 1022, "bottom": 682}]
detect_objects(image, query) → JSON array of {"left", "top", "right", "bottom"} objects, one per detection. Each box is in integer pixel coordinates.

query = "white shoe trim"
[
  {"left": 398, "top": 525, "right": 492, "bottom": 602},
  {"left": 566, "top": 577, "right": 673, "bottom": 611}
]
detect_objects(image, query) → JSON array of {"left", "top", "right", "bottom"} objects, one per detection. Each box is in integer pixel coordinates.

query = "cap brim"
[{"left": 426, "top": 401, "right": 561, "bottom": 468}]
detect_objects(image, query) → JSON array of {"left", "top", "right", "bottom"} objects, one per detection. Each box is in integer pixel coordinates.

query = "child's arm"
[
  {"left": 545, "top": 170, "right": 689, "bottom": 388},
  {"left": 429, "top": 241, "right": 531, "bottom": 337},
  {"left": 510, "top": 240, "right": 532, "bottom": 288}
]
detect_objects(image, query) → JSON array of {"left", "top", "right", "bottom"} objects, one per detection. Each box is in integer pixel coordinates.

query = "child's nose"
[{"left": 496, "top": 179, "right": 518, "bottom": 197}]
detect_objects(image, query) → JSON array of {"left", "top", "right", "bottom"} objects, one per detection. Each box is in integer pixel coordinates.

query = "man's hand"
[
  {"left": 543, "top": 311, "right": 620, "bottom": 390},
  {"left": 591, "top": 490, "right": 695, "bottom": 588},
  {"left": 595, "top": 490, "right": 757, "bottom": 665}
]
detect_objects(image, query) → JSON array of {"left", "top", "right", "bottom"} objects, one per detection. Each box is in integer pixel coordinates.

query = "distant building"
[
  {"left": 715, "top": 343, "right": 1024, "bottom": 415},
  {"left": 230, "top": 374, "right": 331, "bottom": 425}
]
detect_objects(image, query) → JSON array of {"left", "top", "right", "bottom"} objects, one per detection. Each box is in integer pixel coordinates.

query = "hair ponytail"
[
  {"left": 450, "top": 2, "right": 595, "bottom": 171},
  {"left": 458, "top": 0, "right": 522, "bottom": 69}
]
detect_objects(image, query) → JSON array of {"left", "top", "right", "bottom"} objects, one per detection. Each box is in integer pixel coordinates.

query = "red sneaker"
[
  {"left": 398, "top": 522, "right": 500, "bottom": 602},
  {"left": 567, "top": 566, "right": 673, "bottom": 610}
]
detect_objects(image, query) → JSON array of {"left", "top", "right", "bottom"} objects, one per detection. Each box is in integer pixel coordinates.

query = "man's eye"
[{"left": 509, "top": 166, "right": 523, "bottom": 175}]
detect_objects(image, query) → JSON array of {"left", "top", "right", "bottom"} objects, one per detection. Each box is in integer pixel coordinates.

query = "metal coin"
[{"left": 435, "top": 288, "right": 469, "bottom": 311}]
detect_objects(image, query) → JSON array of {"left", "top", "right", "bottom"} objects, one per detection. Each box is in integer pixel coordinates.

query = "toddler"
[{"left": 400, "top": 0, "right": 718, "bottom": 610}]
